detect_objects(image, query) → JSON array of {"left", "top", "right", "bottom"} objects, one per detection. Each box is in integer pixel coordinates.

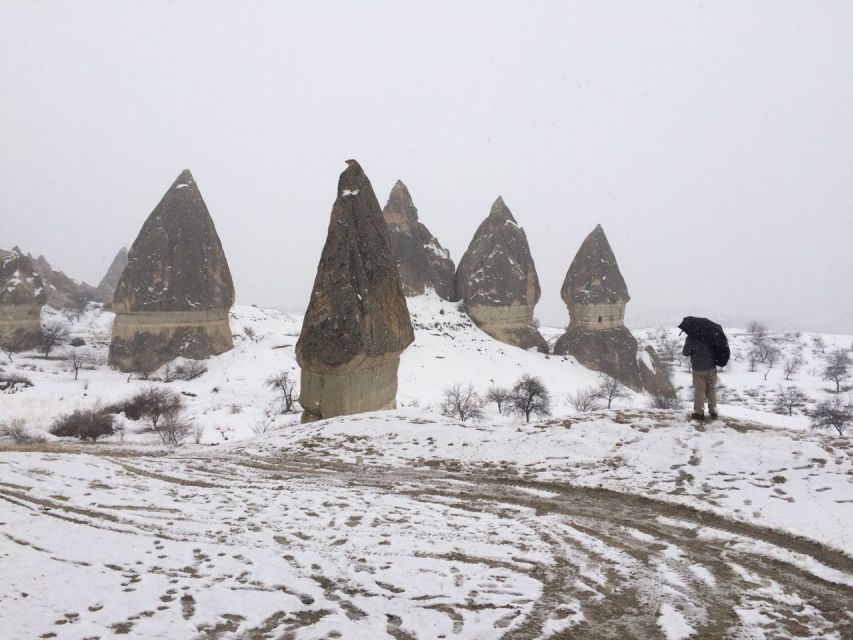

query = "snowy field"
[{"left": 1, "top": 293, "right": 852, "bottom": 638}]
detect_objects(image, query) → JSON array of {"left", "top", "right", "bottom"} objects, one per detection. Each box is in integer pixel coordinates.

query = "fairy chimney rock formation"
[
  {"left": 108, "top": 170, "right": 235, "bottom": 372},
  {"left": 554, "top": 225, "right": 674, "bottom": 396},
  {"left": 296, "top": 160, "right": 414, "bottom": 421},
  {"left": 97, "top": 247, "right": 129, "bottom": 304},
  {"left": 382, "top": 180, "right": 455, "bottom": 299},
  {"left": 454, "top": 197, "right": 547, "bottom": 352},
  {"left": 0, "top": 251, "right": 46, "bottom": 350}
]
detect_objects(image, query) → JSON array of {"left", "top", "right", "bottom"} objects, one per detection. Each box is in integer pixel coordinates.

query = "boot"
[{"left": 690, "top": 412, "right": 705, "bottom": 420}]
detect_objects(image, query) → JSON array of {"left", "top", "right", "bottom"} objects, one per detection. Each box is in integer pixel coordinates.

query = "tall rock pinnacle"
[
  {"left": 108, "top": 170, "right": 235, "bottom": 372},
  {"left": 0, "top": 251, "right": 46, "bottom": 351},
  {"left": 296, "top": 160, "right": 414, "bottom": 420},
  {"left": 382, "top": 180, "right": 455, "bottom": 299},
  {"left": 454, "top": 197, "right": 547, "bottom": 352},
  {"left": 554, "top": 225, "right": 674, "bottom": 396}
]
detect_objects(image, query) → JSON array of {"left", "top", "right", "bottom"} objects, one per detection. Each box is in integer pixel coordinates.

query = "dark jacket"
[{"left": 683, "top": 336, "right": 715, "bottom": 371}]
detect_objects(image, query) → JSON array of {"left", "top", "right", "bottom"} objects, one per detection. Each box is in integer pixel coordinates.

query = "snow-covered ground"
[{"left": 1, "top": 293, "right": 852, "bottom": 638}]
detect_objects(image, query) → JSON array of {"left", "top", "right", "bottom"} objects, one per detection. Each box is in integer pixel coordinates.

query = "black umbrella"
[
  {"left": 678, "top": 316, "right": 730, "bottom": 367},
  {"left": 678, "top": 316, "right": 723, "bottom": 339}
]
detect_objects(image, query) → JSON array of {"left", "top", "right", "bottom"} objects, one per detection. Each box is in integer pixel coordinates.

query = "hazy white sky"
[{"left": 1, "top": 1, "right": 851, "bottom": 332}]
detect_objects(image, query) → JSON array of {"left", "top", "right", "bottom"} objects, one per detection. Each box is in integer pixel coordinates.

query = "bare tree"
[
  {"left": 746, "top": 320, "right": 768, "bottom": 338},
  {"left": 192, "top": 424, "right": 206, "bottom": 444},
  {"left": 439, "top": 383, "right": 484, "bottom": 423},
  {"left": 142, "top": 386, "right": 183, "bottom": 428},
  {"left": 782, "top": 356, "right": 801, "bottom": 381},
  {"left": 773, "top": 386, "right": 808, "bottom": 416},
  {"left": 40, "top": 320, "right": 69, "bottom": 358},
  {"left": 266, "top": 370, "right": 298, "bottom": 413},
  {"left": 656, "top": 332, "right": 680, "bottom": 363},
  {"left": 566, "top": 387, "right": 602, "bottom": 413},
  {"left": 66, "top": 346, "right": 93, "bottom": 381},
  {"left": 593, "top": 375, "right": 629, "bottom": 409},
  {"left": 485, "top": 385, "right": 511, "bottom": 414},
  {"left": 510, "top": 375, "right": 551, "bottom": 423},
  {"left": 809, "top": 396, "right": 852, "bottom": 436},
  {"left": 811, "top": 335, "right": 826, "bottom": 353},
  {"left": 763, "top": 346, "right": 781, "bottom": 381},
  {"left": 823, "top": 349, "right": 850, "bottom": 393}
]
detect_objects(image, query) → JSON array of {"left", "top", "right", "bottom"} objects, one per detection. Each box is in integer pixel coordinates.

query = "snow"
[
  {"left": 1, "top": 293, "right": 852, "bottom": 638},
  {"left": 341, "top": 188, "right": 360, "bottom": 197}
]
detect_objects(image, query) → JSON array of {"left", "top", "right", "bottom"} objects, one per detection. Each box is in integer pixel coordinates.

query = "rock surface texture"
[
  {"left": 382, "top": 180, "right": 455, "bottom": 299},
  {"left": 454, "top": 197, "right": 547, "bottom": 352},
  {"left": 554, "top": 225, "right": 674, "bottom": 396},
  {"left": 0, "top": 251, "right": 46, "bottom": 350},
  {"left": 296, "top": 160, "right": 414, "bottom": 420},
  {"left": 109, "top": 170, "right": 235, "bottom": 372},
  {"left": 97, "top": 247, "right": 128, "bottom": 305}
]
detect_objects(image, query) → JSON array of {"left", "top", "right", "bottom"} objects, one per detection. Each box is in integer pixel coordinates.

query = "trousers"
[{"left": 692, "top": 369, "right": 717, "bottom": 415}]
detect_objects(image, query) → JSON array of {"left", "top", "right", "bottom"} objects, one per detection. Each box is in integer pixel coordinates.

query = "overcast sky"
[{"left": 1, "top": 1, "right": 851, "bottom": 333}]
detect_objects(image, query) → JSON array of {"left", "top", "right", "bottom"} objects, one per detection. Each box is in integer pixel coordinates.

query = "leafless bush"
[
  {"left": 746, "top": 321, "right": 768, "bottom": 338},
  {"left": 243, "top": 326, "right": 259, "bottom": 342},
  {"left": 485, "top": 385, "right": 511, "bottom": 414},
  {"left": 763, "top": 346, "right": 781, "bottom": 381},
  {"left": 174, "top": 360, "right": 208, "bottom": 381},
  {"left": 250, "top": 419, "right": 273, "bottom": 436},
  {"left": 192, "top": 424, "right": 206, "bottom": 444},
  {"left": 65, "top": 346, "right": 94, "bottom": 381},
  {"left": 154, "top": 409, "right": 193, "bottom": 446},
  {"left": 266, "top": 370, "right": 298, "bottom": 413},
  {"left": 809, "top": 396, "right": 852, "bottom": 436},
  {"left": 811, "top": 335, "right": 826, "bottom": 353},
  {"left": 593, "top": 375, "right": 630, "bottom": 409},
  {"left": 566, "top": 387, "right": 603, "bottom": 413},
  {"left": 440, "top": 383, "right": 484, "bottom": 423},
  {"left": 0, "top": 372, "right": 33, "bottom": 393},
  {"left": 648, "top": 392, "right": 682, "bottom": 410},
  {"left": 50, "top": 408, "right": 115, "bottom": 441},
  {"left": 510, "top": 375, "right": 551, "bottom": 423},
  {"left": 773, "top": 386, "right": 808, "bottom": 416},
  {"left": 143, "top": 386, "right": 183, "bottom": 427},
  {"left": 1, "top": 418, "right": 34, "bottom": 443}
]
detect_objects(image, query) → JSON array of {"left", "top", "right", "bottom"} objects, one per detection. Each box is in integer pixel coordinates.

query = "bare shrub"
[
  {"left": 510, "top": 375, "right": 551, "bottom": 423},
  {"left": 153, "top": 409, "right": 193, "bottom": 446},
  {"left": 763, "top": 346, "right": 781, "bottom": 381},
  {"left": 266, "top": 370, "right": 298, "bottom": 413},
  {"left": 40, "top": 319, "right": 70, "bottom": 358},
  {"left": 192, "top": 424, "right": 206, "bottom": 444},
  {"left": 782, "top": 357, "right": 801, "bottom": 381},
  {"left": 50, "top": 408, "right": 115, "bottom": 441},
  {"left": 773, "top": 386, "right": 808, "bottom": 417},
  {"left": 811, "top": 335, "right": 826, "bottom": 353},
  {"left": 809, "top": 396, "right": 852, "bottom": 436},
  {"left": 593, "top": 375, "right": 629, "bottom": 409},
  {"left": 250, "top": 420, "right": 272, "bottom": 436},
  {"left": 142, "top": 386, "right": 183, "bottom": 428},
  {"left": 0, "top": 372, "right": 33, "bottom": 393},
  {"left": 174, "top": 360, "right": 208, "bottom": 381},
  {"left": 566, "top": 387, "right": 603, "bottom": 414},
  {"left": 648, "top": 392, "right": 682, "bottom": 410},
  {"left": 66, "top": 346, "right": 94, "bottom": 381},
  {"left": 1, "top": 418, "right": 34, "bottom": 443},
  {"left": 485, "top": 385, "right": 511, "bottom": 414},
  {"left": 439, "top": 383, "right": 484, "bottom": 423}
]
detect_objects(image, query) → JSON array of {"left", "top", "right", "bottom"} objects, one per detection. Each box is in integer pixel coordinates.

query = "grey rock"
[
  {"left": 296, "top": 160, "right": 414, "bottom": 420},
  {"left": 383, "top": 180, "right": 455, "bottom": 299},
  {"left": 454, "top": 197, "right": 547, "bottom": 352},
  {"left": 0, "top": 251, "right": 46, "bottom": 351}
]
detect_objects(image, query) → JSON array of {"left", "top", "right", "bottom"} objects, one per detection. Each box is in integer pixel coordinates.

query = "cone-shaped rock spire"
[
  {"left": 97, "top": 247, "right": 128, "bottom": 305},
  {"left": 454, "top": 197, "right": 547, "bottom": 352},
  {"left": 0, "top": 251, "right": 46, "bottom": 350},
  {"left": 108, "top": 170, "right": 235, "bottom": 372},
  {"left": 296, "top": 160, "right": 414, "bottom": 420},
  {"left": 554, "top": 225, "right": 674, "bottom": 396},
  {"left": 383, "top": 180, "right": 455, "bottom": 299}
]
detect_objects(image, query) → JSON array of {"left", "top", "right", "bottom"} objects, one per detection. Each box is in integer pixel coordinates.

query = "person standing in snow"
[{"left": 683, "top": 336, "right": 718, "bottom": 419}]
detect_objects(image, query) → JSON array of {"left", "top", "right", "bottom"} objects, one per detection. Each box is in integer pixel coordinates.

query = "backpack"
[{"left": 708, "top": 328, "right": 730, "bottom": 368}]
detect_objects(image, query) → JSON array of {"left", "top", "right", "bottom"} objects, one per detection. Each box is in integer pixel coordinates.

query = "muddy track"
[{"left": 263, "top": 454, "right": 853, "bottom": 639}]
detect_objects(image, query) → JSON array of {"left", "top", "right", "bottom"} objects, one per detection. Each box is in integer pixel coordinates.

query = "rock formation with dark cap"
[
  {"left": 454, "top": 197, "right": 547, "bottom": 352},
  {"left": 108, "top": 170, "right": 235, "bottom": 372},
  {"left": 382, "top": 180, "right": 455, "bottom": 299},
  {"left": 296, "top": 160, "right": 414, "bottom": 420},
  {"left": 554, "top": 225, "right": 674, "bottom": 396},
  {"left": 97, "top": 247, "right": 128, "bottom": 305},
  {"left": 0, "top": 250, "right": 46, "bottom": 351}
]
